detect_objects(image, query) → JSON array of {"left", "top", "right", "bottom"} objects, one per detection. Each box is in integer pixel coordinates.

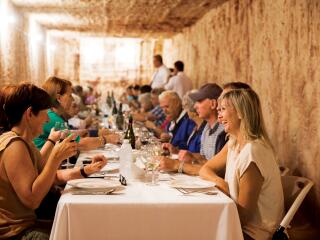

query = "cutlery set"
[{"left": 175, "top": 188, "right": 218, "bottom": 195}]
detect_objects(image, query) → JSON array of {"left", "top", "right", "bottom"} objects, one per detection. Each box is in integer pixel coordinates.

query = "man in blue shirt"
[
  {"left": 159, "top": 91, "right": 195, "bottom": 150},
  {"left": 158, "top": 84, "right": 227, "bottom": 175}
]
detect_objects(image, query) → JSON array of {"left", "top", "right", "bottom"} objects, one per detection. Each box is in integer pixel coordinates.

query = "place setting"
[
  {"left": 66, "top": 178, "right": 125, "bottom": 195},
  {"left": 168, "top": 177, "right": 218, "bottom": 196}
]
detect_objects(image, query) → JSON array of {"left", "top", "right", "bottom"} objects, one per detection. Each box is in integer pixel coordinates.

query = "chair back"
[
  {"left": 279, "top": 166, "right": 289, "bottom": 176},
  {"left": 280, "top": 176, "right": 313, "bottom": 228}
]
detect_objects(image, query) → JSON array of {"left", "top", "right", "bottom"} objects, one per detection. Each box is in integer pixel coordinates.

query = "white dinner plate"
[
  {"left": 169, "top": 179, "right": 215, "bottom": 189},
  {"left": 67, "top": 179, "right": 122, "bottom": 190},
  {"left": 104, "top": 144, "right": 120, "bottom": 151}
]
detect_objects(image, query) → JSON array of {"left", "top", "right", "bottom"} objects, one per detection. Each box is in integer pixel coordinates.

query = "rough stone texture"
[
  {"left": 46, "top": 35, "right": 80, "bottom": 82},
  {"left": 0, "top": 0, "right": 46, "bottom": 86},
  {"left": 163, "top": 0, "right": 320, "bottom": 222},
  {"left": 46, "top": 35, "right": 156, "bottom": 85},
  {"left": 12, "top": 0, "right": 227, "bottom": 37}
]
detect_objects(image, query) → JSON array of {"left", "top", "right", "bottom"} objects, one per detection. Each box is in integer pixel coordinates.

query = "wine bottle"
[
  {"left": 124, "top": 115, "right": 135, "bottom": 149},
  {"left": 116, "top": 103, "right": 124, "bottom": 130},
  {"left": 106, "top": 91, "right": 112, "bottom": 108},
  {"left": 111, "top": 91, "right": 115, "bottom": 102},
  {"left": 112, "top": 100, "right": 118, "bottom": 115}
]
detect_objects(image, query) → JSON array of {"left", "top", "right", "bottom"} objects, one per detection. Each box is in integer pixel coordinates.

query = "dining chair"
[
  {"left": 272, "top": 176, "right": 314, "bottom": 240},
  {"left": 279, "top": 166, "right": 290, "bottom": 176}
]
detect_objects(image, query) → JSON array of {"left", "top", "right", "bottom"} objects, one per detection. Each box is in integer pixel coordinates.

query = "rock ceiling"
[{"left": 12, "top": 0, "right": 227, "bottom": 38}]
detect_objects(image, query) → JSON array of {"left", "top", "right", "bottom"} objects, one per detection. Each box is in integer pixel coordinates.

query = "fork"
[
  {"left": 72, "top": 189, "right": 115, "bottom": 195},
  {"left": 176, "top": 188, "right": 218, "bottom": 195}
]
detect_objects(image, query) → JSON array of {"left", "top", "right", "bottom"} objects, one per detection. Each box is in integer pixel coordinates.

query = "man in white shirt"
[
  {"left": 150, "top": 55, "right": 170, "bottom": 89},
  {"left": 165, "top": 61, "right": 193, "bottom": 99}
]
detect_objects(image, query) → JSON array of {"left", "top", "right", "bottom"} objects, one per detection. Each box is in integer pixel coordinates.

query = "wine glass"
[
  {"left": 54, "top": 122, "right": 73, "bottom": 169},
  {"left": 145, "top": 157, "right": 160, "bottom": 186},
  {"left": 144, "top": 143, "right": 161, "bottom": 186}
]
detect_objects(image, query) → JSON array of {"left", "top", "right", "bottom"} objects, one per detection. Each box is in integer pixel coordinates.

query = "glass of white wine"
[
  {"left": 54, "top": 122, "right": 73, "bottom": 169},
  {"left": 145, "top": 157, "right": 160, "bottom": 186}
]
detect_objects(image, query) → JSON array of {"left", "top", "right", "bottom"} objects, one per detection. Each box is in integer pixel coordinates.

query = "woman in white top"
[{"left": 200, "top": 89, "right": 284, "bottom": 240}]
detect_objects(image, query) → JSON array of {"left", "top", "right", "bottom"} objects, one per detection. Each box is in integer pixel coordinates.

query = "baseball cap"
[{"left": 189, "top": 83, "right": 222, "bottom": 101}]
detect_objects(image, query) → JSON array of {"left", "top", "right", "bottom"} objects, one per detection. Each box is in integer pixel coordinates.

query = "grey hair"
[
  {"left": 139, "top": 92, "right": 151, "bottom": 104},
  {"left": 158, "top": 90, "right": 181, "bottom": 103},
  {"left": 139, "top": 93, "right": 153, "bottom": 111},
  {"left": 182, "top": 90, "right": 197, "bottom": 112}
]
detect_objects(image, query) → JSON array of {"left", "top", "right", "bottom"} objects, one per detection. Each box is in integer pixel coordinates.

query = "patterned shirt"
[
  {"left": 200, "top": 122, "right": 227, "bottom": 160},
  {"left": 150, "top": 105, "right": 166, "bottom": 126}
]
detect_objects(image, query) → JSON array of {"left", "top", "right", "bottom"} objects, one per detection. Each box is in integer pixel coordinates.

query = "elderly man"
[
  {"left": 150, "top": 55, "right": 170, "bottom": 89},
  {"left": 158, "top": 90, "right": 195, "bottom": 149},
  {"left": 158, "top": 83, "right": 227, "bottom": 175}
]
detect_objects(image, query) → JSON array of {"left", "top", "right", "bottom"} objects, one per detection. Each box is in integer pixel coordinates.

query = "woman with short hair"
[{"left": 0, "top": 83, "right": 107, "bottom": 240}]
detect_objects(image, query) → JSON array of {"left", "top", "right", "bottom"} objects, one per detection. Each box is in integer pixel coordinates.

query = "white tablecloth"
[{"left": 50, "top": 150, "right": 243, "bottom": 240}]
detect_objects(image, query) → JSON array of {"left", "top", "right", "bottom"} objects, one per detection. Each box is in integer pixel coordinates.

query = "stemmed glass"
[
  {"left": 139, "top": 130, "right": 149, "bottom": 145},
  {"left": 145, "top": 158, "right": 160, "bottom": 186},
  {"left": 54, "top": 122, "right": 73, "bottom": 169},
  {"left": 144, "top": 143, "right": 162, "bottom": 186}
]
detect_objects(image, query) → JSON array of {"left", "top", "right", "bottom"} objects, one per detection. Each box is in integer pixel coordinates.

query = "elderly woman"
[
  {"left": 132, "top": 93, "right": 154, "bottom": 122},
  {"left": 0, "top": 84, "right": 107, "bottom": 239},
  {"left": 200, "top": 89, "right": 284, "bottom": 240},
  {"left": 33, "top": 76, "right": 119, "bottom": 151}
]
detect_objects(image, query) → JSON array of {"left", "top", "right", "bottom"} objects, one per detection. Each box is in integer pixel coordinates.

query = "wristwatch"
[{"left": 80, "top": 166, "right": 88, "bottom": 178}]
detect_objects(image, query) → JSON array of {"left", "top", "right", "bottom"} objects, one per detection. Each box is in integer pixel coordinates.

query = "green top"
[{"left": 33, "top": 109, "right": 65, "bottom": 149}]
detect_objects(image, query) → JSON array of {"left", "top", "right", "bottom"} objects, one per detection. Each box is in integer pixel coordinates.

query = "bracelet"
[
  {"left": 46, "top": 138, "right": 56, "bottom": 146},
  {"left": 178, "top": 161, "right": 185, "bottom": 173},
  {"left": 80, "top": 166, "right": 88, "bottom": 178}
]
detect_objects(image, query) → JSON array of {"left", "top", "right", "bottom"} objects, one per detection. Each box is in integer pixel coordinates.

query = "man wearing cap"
[{"left": 158, "top": 83, "right": 227, "bottom": 175}]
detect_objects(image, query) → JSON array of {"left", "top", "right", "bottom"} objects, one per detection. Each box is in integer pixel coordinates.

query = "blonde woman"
[{"left": 200, "top": 89, "right": 284, "bottom": 240}]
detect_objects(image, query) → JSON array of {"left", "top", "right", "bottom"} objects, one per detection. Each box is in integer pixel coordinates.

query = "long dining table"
[{"left": 49, "top": 147, "right": 244, "bottom": 240}]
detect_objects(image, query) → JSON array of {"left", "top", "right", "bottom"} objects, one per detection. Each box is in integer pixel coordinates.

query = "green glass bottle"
[
  {"left": 116, "top": 103, "right": 124, "bottom": 130},
  {"left": 124, "top": 115, "right": 135, "bottom": 149},
  {"left": 112, "top": 100, "right": 118, "bottom": 115},
  {"left": 106, "top": 91, "right": 112, "bottom": 108}
]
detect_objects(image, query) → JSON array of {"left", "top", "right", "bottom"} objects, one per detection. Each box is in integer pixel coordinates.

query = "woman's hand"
[
  {"left": 99, "top": 128, "right": 112, "bottom": 136},
  {"left": 51, "top": 134, "right": 78, "bottom": 163},
  {"left": 48, "top": 128, "right": 61, "bottom": 142},
  {"left": 84, "top": 155, "right": 107, "bottom": 175},
  {"left": 105, "top": 133, "right": 120, "bottom": 144},
  {"left": 77, "top": 129, "right": 89, "bottom": 137}
]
